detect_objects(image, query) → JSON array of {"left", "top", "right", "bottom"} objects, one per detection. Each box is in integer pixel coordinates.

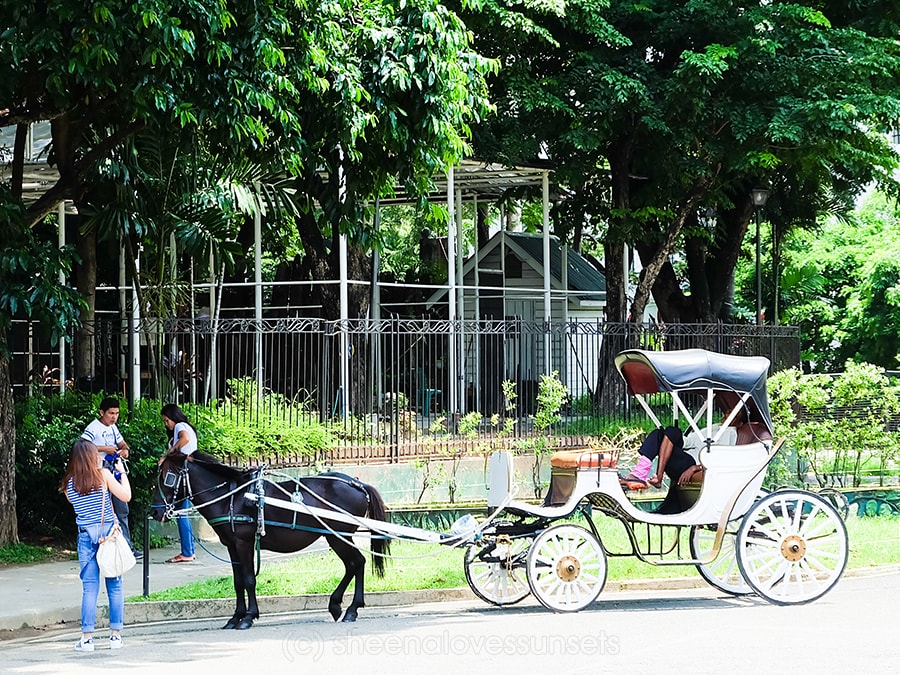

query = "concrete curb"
[
  {"left": 15, "top": 564, "right": 900, "bottom": 633},
  {"left": 125, "top": 588, "right": 480, "bottom": 626}
]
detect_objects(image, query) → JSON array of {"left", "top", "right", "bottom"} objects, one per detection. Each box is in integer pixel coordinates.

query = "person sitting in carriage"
[
  {"left": 620, "top": 405, "right": 773, "bottom": 490},
  {"left": 620, "top": 426, "right": 703, "bottom": 489}
]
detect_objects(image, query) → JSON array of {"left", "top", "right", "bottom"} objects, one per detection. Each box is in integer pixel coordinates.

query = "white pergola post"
[
  {"left": 542, "top": 171, "right": 552, "bottom": 375},
  {"left": 57, "top": 202, "right": 66, "bottom": 394},
  {"left": 253, "top": 204, "right": 263, "bottom": 395},
  {"left": 446, "top": 166, "right": 457, "bottom": 416},
  {"left": 338, "top": 154, "right": 350, "bottom": 421},
  {"left": 189, "top": 259, "right": 197, "bottom": 402},
  {"left": 371, "top": 201, "right": 383, "bottom": 416},
  {"left": 130, "top": 247, "right": 141, "bottom": 403},
  {"left": 472, "top": 195, "right": 481, "bottom": 413},
  {"left": 455, "top": 187, "right": 465, "bottom": 413},
  {"left": 119, "top": 244, "right": 127, "bottom": 388},
  {"left": 562, "top": 243, "right": 569, "bottom": 325},
  {"left": 208, "top": 250, "right": 217, "bottom": 400}
]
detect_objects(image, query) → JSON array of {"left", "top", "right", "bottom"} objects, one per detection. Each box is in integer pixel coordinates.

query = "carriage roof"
[{"left": 614, "top": 348, "right": 773, "bottom": 433}]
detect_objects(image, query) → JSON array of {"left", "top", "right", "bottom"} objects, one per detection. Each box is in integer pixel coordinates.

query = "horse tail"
[{"left": 364, "top": 483, "right": 391, "bottom": 578}]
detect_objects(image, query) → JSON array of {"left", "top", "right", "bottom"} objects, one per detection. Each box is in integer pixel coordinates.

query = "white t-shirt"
[
  {"left": 169, "top": 422, "right": 198, "bottom": 455},
  {"left": 82, "top": 419, "right": 124, "bottom": 450},
  {"left": 683, "top": 424, "right": 737, "bottom": 459}
]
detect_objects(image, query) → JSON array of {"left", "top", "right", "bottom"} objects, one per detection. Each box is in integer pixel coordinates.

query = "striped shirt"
[{"left": 66, "top": 478, "right": 114, "bottom": 528}]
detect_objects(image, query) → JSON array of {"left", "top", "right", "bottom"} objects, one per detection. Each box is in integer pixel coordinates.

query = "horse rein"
[{"left": 156, "top": 462, "right": 256, "bottom": 521}]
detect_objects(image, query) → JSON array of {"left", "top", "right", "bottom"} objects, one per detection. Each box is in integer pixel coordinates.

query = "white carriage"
[{"left": 464, "top": 348, "right": 849, "bottom": 611}]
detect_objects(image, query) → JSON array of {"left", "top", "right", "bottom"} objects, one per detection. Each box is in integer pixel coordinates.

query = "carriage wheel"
[
  {"left": 690, "top": 524, "right": 753, "bottom": 596},
  {"left": 817, "top": 488, "right": 850, "bottom": 520},
  {"left": 526, "top": 524, "right": 607, "bottom": 612},
  {"left": 690, "top": 488, "right": 768, "bottom": 596},
  {"left": 736, "top": 490, "right": 848, "bottom": 605},
  {"left": 464, "top": 536, "right": 531, "bottom": 606}
]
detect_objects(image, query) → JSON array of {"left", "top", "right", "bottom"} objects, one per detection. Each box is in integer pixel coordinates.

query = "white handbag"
[{"left": 96, "top": 489, "right": 136, "bottom": 578}]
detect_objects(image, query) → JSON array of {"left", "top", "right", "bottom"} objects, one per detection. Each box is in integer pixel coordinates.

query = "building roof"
[
  {"left": 428, "top": 230, "right": 606, "bottom": 307},
  {"left": 504, "top": 232, "right": 606, "bottom": 295}
]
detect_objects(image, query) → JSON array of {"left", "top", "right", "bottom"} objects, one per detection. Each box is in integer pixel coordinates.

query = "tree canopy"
[
  {"left": 781, "top": 191, "right": 900, "bottom": 372},
  {"left": 0, "top": 0, "right": 494, "bottom": 545},
  {"left": 462, "top": 0, "right": 900, "bottom": 322}
]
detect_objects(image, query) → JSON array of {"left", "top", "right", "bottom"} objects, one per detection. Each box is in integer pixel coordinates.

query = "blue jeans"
[
  {"left": 77, "top": 532, "right": 124, "bottom": 632},
  {"left": 177, "top": 499, "right": 195, "bottom": 557}
]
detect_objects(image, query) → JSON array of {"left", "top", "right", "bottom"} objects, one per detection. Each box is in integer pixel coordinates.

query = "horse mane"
[{"left": 179, "top": 451, "right": 246, "bottom": 481}]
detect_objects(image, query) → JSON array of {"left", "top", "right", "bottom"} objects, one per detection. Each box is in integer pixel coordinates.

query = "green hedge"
[{"left": 15, "top": 387, "right": 331, "bottom": 542}]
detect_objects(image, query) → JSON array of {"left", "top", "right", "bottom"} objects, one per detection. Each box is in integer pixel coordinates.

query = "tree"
[
  {"left": 0, "top": 196, "right": 84, "bottom": 542},
  {"left": 780, "top": 191, "right": 900, "bottom": 372},
  {"left": 0, "top": 0, "right": 493, "bottom": 544},
  {"left": 462, "top": 0, "right": 900, "bottom": 324}
]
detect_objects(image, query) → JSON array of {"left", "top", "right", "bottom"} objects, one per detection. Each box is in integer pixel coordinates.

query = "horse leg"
[
  {"left": 223, "top": 544, "right": 248, "bottom": 630},
  {"left": 326, "top": 535, "right": 367, "bottom": 622},
  {"left": 235, "top": 542, "right": 260, "bottom": 630}
]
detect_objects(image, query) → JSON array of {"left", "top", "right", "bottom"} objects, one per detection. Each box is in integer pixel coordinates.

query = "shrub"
[
  {"left": 768, "top": 362, "right": 900, "bottom": 487},
  {"left": 14, "top": 382, "right": 333, "bottom": 541}
]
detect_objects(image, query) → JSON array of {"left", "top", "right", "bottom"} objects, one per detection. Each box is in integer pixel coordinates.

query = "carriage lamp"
[{"left": 751, "top": 188, "right": 770, "bottom": 325}]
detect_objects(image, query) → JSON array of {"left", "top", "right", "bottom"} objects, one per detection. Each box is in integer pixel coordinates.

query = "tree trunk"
[
  {"left": 629, "top": 179, "right": 710, "bottom": 322},
  {"left": 476, "top": 202, "right": 490, "bottom": 249},
  {"left": 75, "top": 226, "right": 97, "bottom": 379},
  {"left": 707, "top": 199, "right": 753, "bottom": 319},
  {"left": 11, "top": 124, "right": 26, "bottom": 201},
  {"left": 596, "top": 242, "right": 626, "bottom": 411},
  {"left": 0, "top": 345, "right": 19, "bottom": 546},
  {"left": 596, "top": 137, "right": 632, "bottom": 411}
]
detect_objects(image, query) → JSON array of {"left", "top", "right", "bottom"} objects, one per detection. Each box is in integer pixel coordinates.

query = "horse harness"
[{"left": 161, "top": 461, "right": 372, "bottom": 539}]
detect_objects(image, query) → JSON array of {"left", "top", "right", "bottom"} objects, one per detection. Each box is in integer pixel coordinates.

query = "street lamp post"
[{"left": 751, "top": 188, "right": 770, "bottom": 325}]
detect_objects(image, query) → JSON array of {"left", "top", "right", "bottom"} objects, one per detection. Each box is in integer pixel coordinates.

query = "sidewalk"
[
  {"left": 0, "top": 536, "right": 478, "bottom": 636},
  {"left": 0, "top": 538, "right": 321, "bottom": 633}
]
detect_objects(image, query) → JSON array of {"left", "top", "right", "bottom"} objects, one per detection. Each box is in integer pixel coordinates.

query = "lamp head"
[{"left": 751, "top": 188, "right": 770, "bottom": 208}]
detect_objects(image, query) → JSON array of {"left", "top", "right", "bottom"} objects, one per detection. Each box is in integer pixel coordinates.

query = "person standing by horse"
[
  {"left": 61, "top": 438, "right": 132, "bottom": 652},
  {"left": 159, "top": 403, "right": 197, "bottom": 563},
  {"left": 81, "top": 396, "right": 140, "bottom": 558}
]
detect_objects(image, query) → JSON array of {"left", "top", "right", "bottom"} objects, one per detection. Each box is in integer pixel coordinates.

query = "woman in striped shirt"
[{"left": 60, "top": 438, "right": 132, "bottom": 652}]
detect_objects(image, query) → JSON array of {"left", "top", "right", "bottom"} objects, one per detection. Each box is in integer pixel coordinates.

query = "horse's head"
[{"left": 150, "top": 452, "right": 192, "bottom": 522}]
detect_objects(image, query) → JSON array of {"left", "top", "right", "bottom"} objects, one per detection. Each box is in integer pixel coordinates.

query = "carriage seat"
[
  {"left": 734, "top": 421, "right": 774, "bottom": 445},
  {"left": 545, "top": 450, "right": 618, "bottom": 506},
  {"left": 550, "top": 450, "right": 617, "bottom": 470}
]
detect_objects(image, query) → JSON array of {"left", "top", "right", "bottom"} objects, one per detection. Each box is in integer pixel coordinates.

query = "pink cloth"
[{"left": 632, "top": 455, "right": 653, "bottom": 481}]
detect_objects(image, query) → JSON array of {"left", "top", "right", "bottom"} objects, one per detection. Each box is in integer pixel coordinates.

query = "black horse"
[{"left": 151, "top": 451, "right": 391, "bottom": 629}]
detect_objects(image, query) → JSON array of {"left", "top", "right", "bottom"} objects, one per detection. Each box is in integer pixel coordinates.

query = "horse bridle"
[{"left": 156, "top": 459, "right": 254, "bottom": 521}]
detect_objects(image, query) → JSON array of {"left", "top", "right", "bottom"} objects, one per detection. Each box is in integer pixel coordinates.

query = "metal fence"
[{"left": 12, "top": 317, "right": 800, "bottom": 464}]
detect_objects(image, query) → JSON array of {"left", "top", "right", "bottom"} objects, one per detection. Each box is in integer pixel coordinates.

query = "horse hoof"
[
  {"left": 342, "top": 611, "right": 358, "bottom": 623},
  {"left": 328, "top": 605, "right": 342, "bottom": 622},
  {"left": 223, "top": 619, "right": 238, "bottom": 630},
  {"left": 237, "top": 619, "right": 254, "bottom": 630}
]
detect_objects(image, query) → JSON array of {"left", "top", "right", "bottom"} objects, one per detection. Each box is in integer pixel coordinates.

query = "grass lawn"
[{"left": 131, "top": 512, "right": 899, "bottom": 602}]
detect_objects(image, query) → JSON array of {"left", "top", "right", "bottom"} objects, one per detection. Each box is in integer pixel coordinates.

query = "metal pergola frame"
[{"left": 4, "top": 124, "right": 567, "bottom": 417}]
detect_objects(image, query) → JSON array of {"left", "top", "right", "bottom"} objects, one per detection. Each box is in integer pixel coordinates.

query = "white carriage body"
[{"left": 492, "top": 438, "right": 771, "bottom": 527}]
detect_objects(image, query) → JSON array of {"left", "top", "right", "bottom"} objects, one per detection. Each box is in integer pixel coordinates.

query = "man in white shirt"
[{"left": 81, "top": 397, "right": 140, "bottom": 557}]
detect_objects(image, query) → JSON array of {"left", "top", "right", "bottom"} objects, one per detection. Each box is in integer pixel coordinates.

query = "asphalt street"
[{"left": 3, "top": 569, "right": 898, "bottom": 674}]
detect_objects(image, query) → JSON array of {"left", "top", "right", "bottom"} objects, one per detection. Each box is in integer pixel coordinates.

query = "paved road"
[{"left": 5, "top": 569, "right": 898, "bottom": 674}]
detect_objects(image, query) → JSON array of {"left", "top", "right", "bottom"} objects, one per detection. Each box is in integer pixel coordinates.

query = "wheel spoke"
[
  {"left": 737, "top": 491, "right": 847, "bottom": 605},
  {"left": 527, "top": 524, "right": 607, "bottom": 612}
]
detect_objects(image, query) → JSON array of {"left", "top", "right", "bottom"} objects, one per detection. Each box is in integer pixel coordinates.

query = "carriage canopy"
[{"left": 614, "top": 348, "right": 773, "bottom": 434}]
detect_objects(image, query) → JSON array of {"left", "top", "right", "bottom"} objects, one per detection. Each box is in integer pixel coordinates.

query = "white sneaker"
[
  {"left": 74, "top": 637, "right": 94, "bottom": 652},
  {"left": 109, "top": 634, "right": 123, "bottom": 650}
]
